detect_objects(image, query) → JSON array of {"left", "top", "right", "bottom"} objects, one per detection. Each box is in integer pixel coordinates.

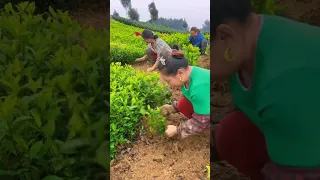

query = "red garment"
[
  {"left": 134, "top": 32, "right": 141, "bottom": 36},
  {"left": 215, "top": 110, "right": 320, "bottom": 180},
  {"left": 174, "top": 96, "right": 209, "bottom": 138},
  {"left": 176, "top": 96, "right": 194, "bottom": 119},
  {"left": 215, "top": 111, "right": 270, "bottom": 180},
  {"left": 151, "top": 51, "right": 157, "bottom": 60}
]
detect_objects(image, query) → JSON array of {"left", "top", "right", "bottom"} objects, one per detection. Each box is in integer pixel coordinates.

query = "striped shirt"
[{"left": 147, "top": 38, "right": 172, "bottom": 61}]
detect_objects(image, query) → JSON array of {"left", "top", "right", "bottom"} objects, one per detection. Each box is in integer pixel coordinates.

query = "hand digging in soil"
[{"left": 157, "top": 50, "right": 210, "bottom": 139}]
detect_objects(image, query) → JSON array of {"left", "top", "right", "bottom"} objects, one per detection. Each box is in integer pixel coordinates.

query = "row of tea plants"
[
  {"left": 111, "top": 15, "right": 181, "bottom": 34},
  {"left": 110, "top": 62, "right": 171, "bottom": 159},
  {"left": 0, "top": 2, "right": 108, "bottom": 179},
  {"left": 110, "top": 20, "right": 210, "bottom": 65}
]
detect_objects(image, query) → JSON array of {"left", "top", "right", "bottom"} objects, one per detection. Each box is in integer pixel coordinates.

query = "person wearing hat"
[{"left": 135, "top": 29, "right": 184, "bottom": 72}]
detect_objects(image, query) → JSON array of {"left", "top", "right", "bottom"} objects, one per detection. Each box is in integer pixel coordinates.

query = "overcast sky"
[{"left": 110, "top": 0, "right": 210, "bottom": 28}]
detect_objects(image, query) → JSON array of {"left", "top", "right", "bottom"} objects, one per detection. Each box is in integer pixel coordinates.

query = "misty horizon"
[{"left": 110, "top": 0, "right": 210, "bottom": 28}]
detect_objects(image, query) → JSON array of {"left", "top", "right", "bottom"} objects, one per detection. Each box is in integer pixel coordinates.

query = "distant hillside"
[{"left": 146, "top": 17, "right": 189, "bottom": 32}]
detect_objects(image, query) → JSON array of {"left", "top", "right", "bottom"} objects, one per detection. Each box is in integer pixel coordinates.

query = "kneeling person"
[{"left": 158, "top": 52, "right": 210, "bottom": 138}]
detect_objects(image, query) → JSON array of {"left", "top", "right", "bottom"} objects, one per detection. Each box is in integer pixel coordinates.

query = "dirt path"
[{"left": 110, "top": 62, "right": 210, "bottom": 180}]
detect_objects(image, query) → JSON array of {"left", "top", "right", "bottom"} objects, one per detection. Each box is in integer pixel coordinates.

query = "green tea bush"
[
  {"left": 111, "top": 15, "right": 181, "bottom": 34},
  {"left": 252, "top": 0, "right": 281, "bottom": 15},
  {"left": 0, "top": 0, "right": 106, "bottom": 13},
  {"left": 110, "top": 20, "right": 210, "bottom": 65},
  {"left": 0, "top": 0, "right": 78, "bottom": 13},
  {"left": 182, "top": 44, "right": 201, "bottom": 66},
  {"left": 0, "top": 2, "right": 108, "bottom": 179},
  {"left": 110, "top": 62, "right": 171, "bottom": 159},
  {"left": 145, "top": 106, "right": 166, "bottom": 135}
]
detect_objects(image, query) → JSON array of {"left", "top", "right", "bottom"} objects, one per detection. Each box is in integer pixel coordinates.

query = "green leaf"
[
  {"left": 60, "top": 138, "right": 90, "bottom": 154},
  {"left": 0, "top": 119, "right": 8, "bottom": 141},
  {"left": 11, "top": 115, "right": 32, "bottom": 130},
  {"left": 42, "top": 175, "right": 63, "bottom": 180},
  {"left": 2, "top": 96, "right": 17, "bottom": 116},
  {"left": 14, "top": 136, "right": 28, "bottom": 150},
  {"left": 84, "top": 97, "right": 95, "bottom": 107},
  {"left": 29, "top": 140, "right": 43, "bottom": 159},
  {"left": 139, "top": 106, "right": 146, "bottom": 115},
  {"left": 48, "top": 7, "right": 57, "bottom": 18},
  {"left": 16, "top": 1, "right": 29, "bottom": 11},
  {"left": 31, "top": 109, "right": 42, "bottom": 127},
  {"left": 110, "top": 123, "right": 116, "bottom": 131},
  {"left": 12, "top": 58, "right": 21, "bottom": 73},
  {"left": 42, "top": 119, "right": 55, "bottom": 138},
  {"left": 67, "top": 111, "right": 84, "bottom": 139},
  {"left": 95, "top": 141, "right": 108, "bottom": 169},
  {"left": 26, "top": 2, "right": 35, "bottom": 15},
  {"left": 4, "top": 3, "right": 13, "bottom": 13}
]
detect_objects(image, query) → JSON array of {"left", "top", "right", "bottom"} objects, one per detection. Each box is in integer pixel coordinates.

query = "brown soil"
[
  {"left": 110, "top": 61, "right": 210, "bottom": 180},
  {"left": 132, "top": 61, "right": 152, "bottom": 72},
  {"left": 276, "top": 0, "right": 320, "bottom": 26},
  {"left": 197, "top": 55, "right": 210, "bottom": 70}
]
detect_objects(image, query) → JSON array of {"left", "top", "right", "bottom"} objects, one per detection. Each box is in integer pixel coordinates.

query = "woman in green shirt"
[
  {"left": 157, "top": 52, "right": 210, "bottom": 139},
  {"left": 211, "top": 0, "right": 320, "bottom": 179}
]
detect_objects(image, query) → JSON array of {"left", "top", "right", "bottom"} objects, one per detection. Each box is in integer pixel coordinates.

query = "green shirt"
[
  {"left": 229, "top": 15, "right": 320, "bottom": 167},
  {"left": 182, "top": 66, "right": 210, "bottom": 115}
]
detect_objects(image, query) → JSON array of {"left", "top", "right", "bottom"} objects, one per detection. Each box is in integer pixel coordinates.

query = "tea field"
[
  {"left": 110, "top": 20, "right": 210, "bottom": 66},
  {"left": 0, "top": 2, "right": 108, "bottom": 180},
  {"left": 110, "top": 19, "right": 210, "bottom": 179}
]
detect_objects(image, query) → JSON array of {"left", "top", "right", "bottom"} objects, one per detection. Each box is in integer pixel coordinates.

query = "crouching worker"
[
  {"left": 135, "top": 29, "right": 185, "bottom": 72},
  {"left": 189, "top": 27, "right": 209, "bottom": 55},
  {"left": 135, "top": 29, "right": 172, "bottom": 72},
  {"left": 157, "top": 51, "right": 210, "bottom": 139}
]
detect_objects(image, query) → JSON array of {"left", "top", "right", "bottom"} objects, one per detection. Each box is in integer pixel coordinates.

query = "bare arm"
[
  {"left": 177, "top": 113, "right": 210, "bottom": 139},
  {"left": 150, "top": 60, "right": 160, "bottom": 71},
  {"left": 148, "top": 38, "right": 171, "bottom": 72}
]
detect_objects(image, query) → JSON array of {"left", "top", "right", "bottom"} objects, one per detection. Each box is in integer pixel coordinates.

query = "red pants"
[
  {"left": 175, "top": 96, "right": 209, "bottom": 138},
  {"left": 214, "top": 111, "right": 320, "bottom": 180},
  {"left": 175, "top": 96, "right": 194, "bottom": 118},
  {"left": 215, "top": 111, "right": 269, "bottom": 180}
]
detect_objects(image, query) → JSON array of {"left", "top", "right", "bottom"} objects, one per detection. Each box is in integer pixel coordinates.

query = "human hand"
[
  {"left": 170, "top": 49, "right": 177, "bottom": 55},
  {"left": 165, "top": 125, "right": 178, "bottom": 137}
]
